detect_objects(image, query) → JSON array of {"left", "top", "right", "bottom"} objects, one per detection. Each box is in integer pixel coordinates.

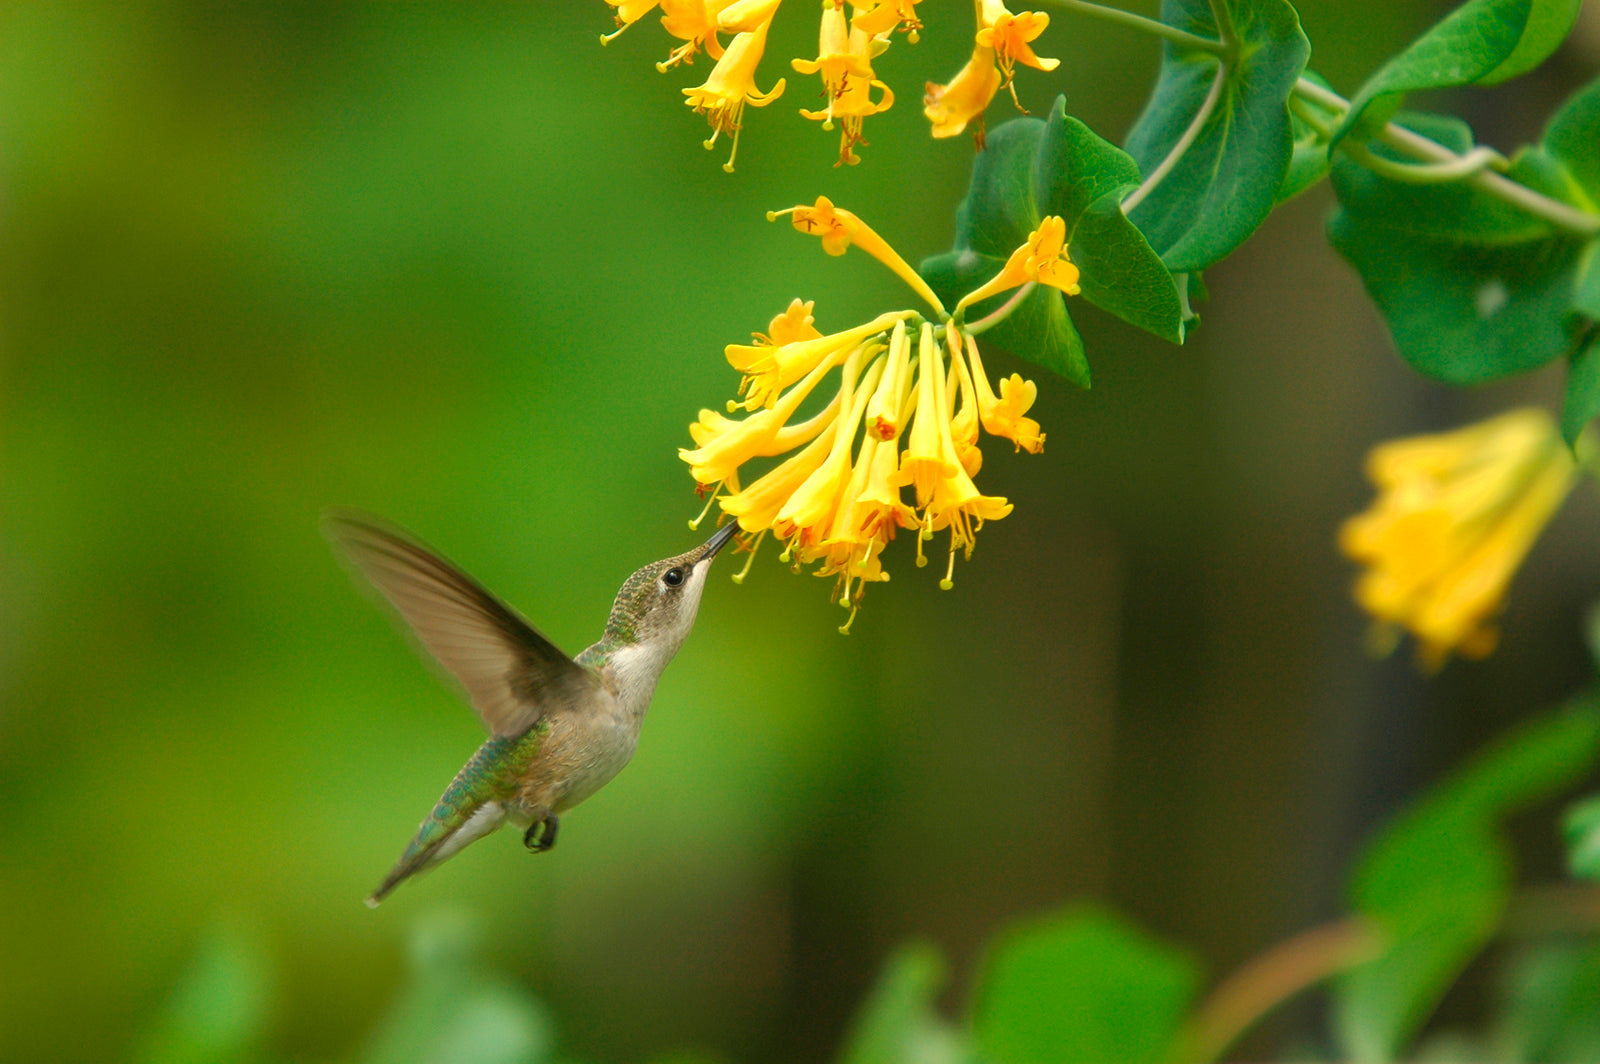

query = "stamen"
[
  {"left": 940, "top": 547, "right": 956, "bottom": 590},
  {"left": 689, "top": 484, "right": 724, "bottom": 531},
  {"left": 838, "top": 603, "right": 859, "bottom": 635},
  {"left": 731, "top": 529, "right": 765, "bottom": 584}
]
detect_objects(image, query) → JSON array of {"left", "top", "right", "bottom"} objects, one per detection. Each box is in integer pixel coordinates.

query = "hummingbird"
[{"left": 323, "top": 510, "right": 739, "bottom": 907}]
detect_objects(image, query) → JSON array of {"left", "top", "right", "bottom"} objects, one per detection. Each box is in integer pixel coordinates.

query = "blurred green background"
[{"left": 4, "top": 2, "right": 1600, "bottom": 1061}]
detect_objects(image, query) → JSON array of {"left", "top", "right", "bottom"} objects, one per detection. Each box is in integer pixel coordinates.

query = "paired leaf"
[
  {"left": 970, "top": 905, "right": 1201, "bottom": 1064},
  {"left": 921, "top": 98, "right": 1184, "bottom": 387},
  {"left": 1333, "top": 0, "right": 1583, "bottom": 145},
  {"left": 1122, "top": 0, "right": 1310, "bottom": 271},
  {"left": 1332, "top": 694, "right": 1600, "bottom": 1061},
  {"left": 1328, "top": 87, "right": 1600, "bottom": 393}
]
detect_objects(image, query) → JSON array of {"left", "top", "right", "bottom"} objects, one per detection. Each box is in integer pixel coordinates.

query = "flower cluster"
[
  {"left": 680, "top": 198, "right": 1073, "bottom": 630},
  {"left": 1339, "top": 407, "right": 1586, "bottom": 669},
  {"left": 599, "top": 0, "right": 1057, "bottom": 168}
]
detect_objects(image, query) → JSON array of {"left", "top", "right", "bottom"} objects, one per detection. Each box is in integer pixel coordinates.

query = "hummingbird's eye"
[{"left": 661, "top": 567, "right": 686, "bottom": 588}]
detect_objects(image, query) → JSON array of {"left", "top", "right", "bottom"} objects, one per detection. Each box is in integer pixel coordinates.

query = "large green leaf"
[
  {"left": 1333, "top": 0, "right": 1583, "bottom": 145},
  {"left": 1121, "top": 0, "right": 1310, "bottom": 271},
  {"left": 1494, "top": 940, "right": 1600, "bottom": 1062},
  {"left": 921, "top": 99, "right": 1184, "bottom": 387},
  {"left": 1563, "top": 794, "right": 1600, "bottom": 882},
  {"left": 970, "top": 905, "right": 1201, "bottom": 1064},
  {"left": 1332, "top": 694, "right": 1600, "bottom": 1062},
  {"left": 1563, "top": 331, "right": 1600, "bottom": 447},
  {"left": 1328, "top": 109, "right": 1599, "bottom": 385}
]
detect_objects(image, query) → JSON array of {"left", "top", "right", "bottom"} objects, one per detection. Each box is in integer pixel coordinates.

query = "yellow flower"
[
  {"left": 1339, "top": 407, "right": 1583, "bottom": 670},
  {"left": 680, "top": 203, "right": 1046, "bottom": 627},
  {"left": 682, "top": 15, "right": 786, "bottom": 172},
  {"left": 793, "top": 2, "right": 895, "bottom": 166},
  {"left": 770, "top": 196, "right": 946, "bottom": 316},
  {"left": 656, "top": 0, "right": 734, "bottom": 68},
  {"left": 850, "top": 0, "right": 924, "bottom": 40},
  {"left": 975, "top": 0, "right": 1058, "bottom": 105},
  {"left": 600, "top": 0, "right": 663, "bottom": 45},
  {"left": 923, "top": 43, "right": 1002, "bottom": 141},
  {"left": 957, "top": 215, "right": 1081, "bottom": 316},
  {"left": 963, "top": 333, "right": 1044, "bottom": 452}
]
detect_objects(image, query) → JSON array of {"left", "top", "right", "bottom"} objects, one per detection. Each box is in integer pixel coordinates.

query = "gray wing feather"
[{"left": 323, "top": 510, "right": 599, "bottom": 737}]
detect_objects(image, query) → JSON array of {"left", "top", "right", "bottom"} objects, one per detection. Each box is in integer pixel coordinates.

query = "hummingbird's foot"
[{"left": 524, "top": 815, "right": 559, "bottom": 853}]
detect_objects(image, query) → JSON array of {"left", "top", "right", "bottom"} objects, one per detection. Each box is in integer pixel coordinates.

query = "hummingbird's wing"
[{"left": 323, "top": 510, "right": 600, "bottom": 738}]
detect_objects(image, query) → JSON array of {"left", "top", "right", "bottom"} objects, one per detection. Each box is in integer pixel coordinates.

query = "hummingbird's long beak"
[{"left": 698, "top": 521, "right": 740, "bottom": 561}]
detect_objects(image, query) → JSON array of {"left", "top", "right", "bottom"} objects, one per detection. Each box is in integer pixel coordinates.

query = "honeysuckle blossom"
[
  {"left": 1339, "top": 407, "right": 1587, "bottom": 670},
  {"left": 957, "top": 215, "right": 1081, "bottom": 316},
  {"left": 681, "top": 202, "right": 1053, "bottom": 630},
  {"left": 771, "top": 196, "right": 946, "bottom": 316},
  {"left": 601, "top": 0, "right": 664, "bottom": 44},
  {"left": 792, "top": 1, "right": 895, "bottom": 166},
  {"left": 682, "top": 14, "right": 786, "bottom": 171},
  {"left": 923, "top": 43, "right": 1003, "bottom": 140},
  {"left": 976, "top": 0, "right": 1059, "bottom": 105},
  {"left": 851, "top": 0, "right": 924, "bottom": 40},
  {"left": 655, "top": 0, "right": 734, "bottom": 69}
]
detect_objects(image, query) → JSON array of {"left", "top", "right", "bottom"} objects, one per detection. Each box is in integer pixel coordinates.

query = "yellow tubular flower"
[
  {"left": 773, "top": 350, "right": 884, "bottom": 552},
  {"left": 770, "top": 197, "right": 947, "bottom": 315},
  {"left": 682, "top": 16, "right": 786, "bottom": 172},
  {"left": 680, "top": 336, "right": 850, "bottom": 484},
  {"left": 975, "top": 0, "right": 1059, "bottom": 106},
  {"left": 718, "top": 0, "right": 784, "bottom": 32},
  {"left": 892, "top": 323, "right": 960, "bottom": 509},
  {"left": 658, "top": 0, "right": 734, "bottom": 68},
  {"left": 851, "top": 0, "right": 925, "bottom": 40},
  {"left": 601, "top": 0, "right": 663, "bottom": 44},
  {"left": 957, "top": 215, "right": 1081, "bottom": 315},
  {"left": 752, "top": 298, "right": 823, "bottom": 347},
  {"left": 923, "top": 43, "right": 1002, "bottom": 140},
  {"left": 963, "top": 334, "right": 1044, "bottom": 453},
  {"left": 794, "top": 5, "right": 894, "bottom": 166},
  {"left": 1339, "top": 407, "right": 1583, "bottom": 670},
  {"left": 725, "top": 310, "right": 906, "bottom": 410}
]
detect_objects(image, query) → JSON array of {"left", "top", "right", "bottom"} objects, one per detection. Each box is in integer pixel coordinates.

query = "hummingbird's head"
[{"left": 602, "top": 521, "right": 739, "bottom": 658}]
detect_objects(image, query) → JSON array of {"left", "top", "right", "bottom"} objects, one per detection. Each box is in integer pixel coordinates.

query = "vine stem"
[
  {"left": 1177, "top": 917, "right": 1383, "bottom": 1064},
  {"left": 1293, "top": 76, "right": 1600, "bottom": 237},
  {"left": 1123, "top": 61, "right": 1227, "bottom": 214},
  {"left": 1038, "top": 0, "right": 1226, "bottom": 55}
]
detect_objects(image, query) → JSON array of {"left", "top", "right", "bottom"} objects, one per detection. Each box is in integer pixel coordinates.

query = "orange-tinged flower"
[
  {"left": 975, "top": 0, "right": 1059, "bottom": 103},
  {"left": 923, "top": 44, "right": 1002, "bottom": 140},
  {"left": 682, "top": 18, "right": 786, "bottom": 171},
  {"left": 892, "top": 324, "right": 961, "bottom": 509},
  {"left": 718, "top": 0, "right": 784, "bottom": 33},
  {"left": 773, "top": 350, "right": 883, "bottom": 548},
  {"left": 1339, "top": 407, "right": 1584, "bottom": 669},
  {"left": 771, "top": 197, "right": 946, "bottom": 315}
]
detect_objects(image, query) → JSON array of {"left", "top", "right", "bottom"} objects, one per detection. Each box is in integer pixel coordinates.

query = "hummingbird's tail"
[
  {"left": 364, "top": 733, "right": 534, "bottom": 906},
  {"left": 365, "top": 798, "right": 509, "bottom": 907}
]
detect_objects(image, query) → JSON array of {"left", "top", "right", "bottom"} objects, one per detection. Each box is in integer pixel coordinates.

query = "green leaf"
[
  {"left": 970, "top": 905, "right": 1201, "bottom": 1064},
  {"left": 1562, "top": 794, "right": 1600, "bottom": 881},
  {"left": 1333, "top": 0, "right": 1583, "bottom": 145},
  {"left": 1545, "top": 75, "right": 1600, "bottom": 210},
  {"left": 1122, "top": 0, "right": 1310, "bottom": 271},
  {"left": 1563, "top": 330, "right": 1600, "bottom": 446},
  {"left": 837, "top": 942, "right": 972, "bottom": 1064},
  {"left": 921, "top": 99, "right": 1184, "bottom": 385},
  {"left": 1327, "top": 113, "right": 1596, "bottom": 385},
  {"left": 1494, "top": 940, "right": 1600, "bottom": 1061},
  {"left": 1333, "top": 694, "right": 1600, "bottom": 1062},
  {"left": 1277, "top": 71, "right": 1339, "bottom": 203}
]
